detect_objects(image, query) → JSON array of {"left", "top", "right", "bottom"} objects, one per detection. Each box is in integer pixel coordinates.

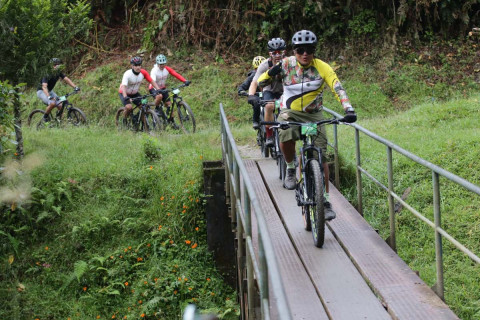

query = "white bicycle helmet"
[
  {"left": 267, "top": 38, "right": 286, "bottom": 51},
  {"left": 156, "top": 54, "right": 167, "bottom": 64},
  {"left": 292, "top": 30, "right": 318, "bottom": 46}
]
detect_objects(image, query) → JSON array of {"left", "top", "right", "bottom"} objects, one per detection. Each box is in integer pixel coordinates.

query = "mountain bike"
[
  {"left": 263, "top": 112, "right": 356, "bottom": 247},
  {"left": 27, "top": 90, "right": 86, "bottom": 129},
  {"left": 154, "top": 84, "right": 196, "bottom": 133},
  {"left": 115, "top": 93, "right": 162, "bottom": 133}
]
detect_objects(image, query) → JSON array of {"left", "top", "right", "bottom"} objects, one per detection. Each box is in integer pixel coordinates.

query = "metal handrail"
[
  {"left": 220, "top": 104, "right": 292, "bottom": 320},
  {"left": 324, "top": 106, "right": 480, "bottom": 300}
]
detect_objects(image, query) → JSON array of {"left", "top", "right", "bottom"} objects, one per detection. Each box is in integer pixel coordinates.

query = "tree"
[{"left": 0, "top": 0, "right": 92, "bottom": 85}]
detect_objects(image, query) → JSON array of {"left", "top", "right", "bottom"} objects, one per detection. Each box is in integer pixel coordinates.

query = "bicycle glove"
[
  {"left": 238, "top": 90, "right": 248, "bottom": 96},
  {"left": 344, "top": 107, "right": 357, "bottom": 123},
  {"left": 184, "top": 80, "right": 191, "bottom": 86},
  {"left": 247, "top": 95, "right": 260, "bottom": 107},
  {"left": 267, "top": 62, "right": 282, "bottom": 77},
  {"left": 74, "top": 87, "right": 80, "bottom": 92},
  {"left": 47, "top": 95, "right": 54, "bottom": 100}
]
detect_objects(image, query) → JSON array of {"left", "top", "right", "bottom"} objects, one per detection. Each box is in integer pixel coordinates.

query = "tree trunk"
[{"left": 13, "top": 92, "right": 24, "bottom": 158}]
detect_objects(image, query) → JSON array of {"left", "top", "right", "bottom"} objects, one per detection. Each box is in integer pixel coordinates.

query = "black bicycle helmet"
[
  {"left": 267, "top": 38, "right": 286, "bottom": 51},
  {"left": 130, "top": 56, "right": 143, "bottom": 65},
  {"left": 50, "top": 58, "right": 62, "bottom": 65},
  {"left": 292, "top": 30, "right": 317, "bottom": 46}
]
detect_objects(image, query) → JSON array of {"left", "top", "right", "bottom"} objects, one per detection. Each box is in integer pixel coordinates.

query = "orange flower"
[
  {"left": 124, "top": 248, "right": 128, "bottom": 252},
  {"left": 169, "top": 240, "right": 174, "bottom": 244},
  {"left": 210, "top": 292, "right": 215, "bottom": 296},
  {"left": 167, "top": 212, "right": 171, "bottom": 216},
  {"left": 206, "top": 278, "right": 211, "bottom": 281},
  {"left": 137, "top": 257, "right": 143, "bottom": 262},
  {"left": 160, "top": 196, "right": 164, "bottom": 201},
  {"left": 128, "top": 246, "right": 132, "bottom": 250},
  {"left": 182, "top": 210, "right": 186, "bottom": 214},
  {"left": 195, "top": 227, "right": 199, "bottom": 231},
  {"left": 83, "top": 286, "right": 87, "bottom": 291},
  {"left": 97, "top": 316, "right": 101, "bottom": 319},
  {"left": 45, "top": 246, "right": 49, "bottom": 250},
  {"left": 144, "top": 281, "right": 147, "bottom": 285},
  {"left": 112, "top": 315, "right": 116, "bottom": 319},
  {"left": 138, "top": 300, "right": 143, "bottom": 304},
  {"left": 154, "top": 278, "right": 158, "bottom": 282},
  {"left": 200, "top": 155, "right": 203, "bottom": 160},
  {"left": 140, "top": 314, "right": 145, "bottom": 318},
  {"left": 184, "top": 278, "right": 188, "bottom": 282},
  {"left": 174, "top": 290, "right": 177, "bottom": 295},
  {"left": 110, "top": 256, "right": 114, "bottom": 259},
  {"left": 183, "top": 205, "right": 188, "bottom": 209},
  {"left": 171, "top": 195, "right": 175, "bottom": 199},
  {"left": 158, "top": 225, "right": 162, "bottom": 230},
  {"left": 149, "top": 166, "right": 153, "bottom": 170},
  {"left": 188, "top": 287, "right": 193, "bottom": 291},
  {"left": 185, "top": 240, "right": 191, "bottom": 245},
  {"left": 124, "top": 282, "right": 129, "bottom": 286},
  {"left": 191, "top": 243, "right": 198, "bottom": 249},
  {"left": 196, "top": 198, "right": 199, "bottom": 203}
]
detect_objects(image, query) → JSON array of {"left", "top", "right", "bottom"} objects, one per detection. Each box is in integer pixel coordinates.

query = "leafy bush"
[{"left": 0, "top": 0, "right": 92, "bottom": 85}]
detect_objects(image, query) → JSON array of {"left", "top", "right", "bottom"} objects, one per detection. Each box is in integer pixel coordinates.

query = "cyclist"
[
  {"left": 237, "top": 56, "right": 266, "bottom": 128},
  {"left": 36, "top": 58, "right": 80, "bottom": 122},
  {"left": 247, "top": 38, "right": 286, "bottom": 142},
  {"left": 148, "top": 54, "right": 191, "bottom": 121},
  {"left": 118, "top": 56, "right": 161, "bottom": 119},
  {"left": 258, "top": 30, "right": 356, "bottom": 220}
]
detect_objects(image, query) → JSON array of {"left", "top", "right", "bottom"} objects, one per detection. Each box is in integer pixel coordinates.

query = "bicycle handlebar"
[
  {"left": 261, "top": 115, "right": 356, "bottom": 129},
  {"left": 129, "top": 92, "right": 157, "bottom": 102},
  {"left": 55, "top": 90, "right": 79, "bottom": 100}
]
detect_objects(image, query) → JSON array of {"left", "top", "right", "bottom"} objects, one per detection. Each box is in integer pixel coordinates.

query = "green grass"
[{"left": 0, "top": 127, "right": 239, "bottom": 319}]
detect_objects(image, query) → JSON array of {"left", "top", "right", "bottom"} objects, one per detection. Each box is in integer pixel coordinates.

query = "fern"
[{"left": 74, "top": 260, "right": 88, "bottom": 281}]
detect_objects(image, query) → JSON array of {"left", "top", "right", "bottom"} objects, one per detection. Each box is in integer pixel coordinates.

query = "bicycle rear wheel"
[
  {"left": 176, "top": 101, "right": 196, "bottom": 133},
  {"left": 115, "top": 107, "right": 132, "bottom": 131},
  {"left": 307, "top": 160, "right": 325, "bottom": 248},
  {"left": 28, "top": 109, "right": 53, "bottom": 130},
  {"left": 66, "top": 106, "right": 87, "bottom": 126}
]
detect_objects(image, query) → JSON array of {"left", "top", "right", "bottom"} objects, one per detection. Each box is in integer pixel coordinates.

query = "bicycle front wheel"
[
  {"left": 141, "top": 109, "right": 163, "bottom": 133},
  {"left": 66, "top": 106, "right": 87, "bottom": 126},
  {"left": 176, "top": 101, "right": 196, "bottom": 133},
  {"left": 307, "top": 160, "right": 325, "bottom": 248}
]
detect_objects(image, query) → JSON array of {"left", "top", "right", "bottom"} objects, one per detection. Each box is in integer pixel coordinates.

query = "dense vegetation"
[{"left": 0, "top": 0, "right": 479, "bottom": 319}]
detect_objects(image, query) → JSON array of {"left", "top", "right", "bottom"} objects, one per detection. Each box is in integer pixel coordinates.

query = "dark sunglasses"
[
  {"left": 295, "top": 47, "right": 315, "bottom": 55},
  {"left": 132, "top": 62, "right": 142, "bottom": 66}
]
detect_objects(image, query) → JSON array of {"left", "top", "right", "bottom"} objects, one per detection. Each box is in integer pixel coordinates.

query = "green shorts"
[{"left": 278, "top": 109, "right": 328, "bottom": 162}]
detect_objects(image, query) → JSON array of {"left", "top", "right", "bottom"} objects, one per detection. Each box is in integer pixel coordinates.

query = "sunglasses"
[
  {"left": 270, "top": 50, "right": 285, "bottom": 56},
  {"left": 132, "top": 62, "right": 142, "bottom": 66},
  {"left": 295, "top": 47, "right": 315, "bottom": 55}
]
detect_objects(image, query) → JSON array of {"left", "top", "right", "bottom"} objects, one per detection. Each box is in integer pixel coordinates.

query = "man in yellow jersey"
[{"left": 258, "top": 30, "right": 356, "bottom": 220}]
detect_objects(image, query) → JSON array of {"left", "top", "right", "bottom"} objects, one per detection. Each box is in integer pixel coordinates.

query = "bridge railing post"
[
  {"left": 355, "top": 128, "right": 364, "bottom": 216},
  {"left": 432, "top": 171, "right": 445, "bottom": 300},
  {"left": 387, "top": 146, "right": 396, "bottom": 251}
]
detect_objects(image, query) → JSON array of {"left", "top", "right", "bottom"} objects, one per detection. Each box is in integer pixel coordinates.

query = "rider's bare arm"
[{"left": 63, "top": 76, "right": 77, "bottom": 89}]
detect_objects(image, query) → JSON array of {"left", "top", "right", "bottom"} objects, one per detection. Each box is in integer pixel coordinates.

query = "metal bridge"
[{"left": 217, "top": 104, "right": 480, "bottom": 319}]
